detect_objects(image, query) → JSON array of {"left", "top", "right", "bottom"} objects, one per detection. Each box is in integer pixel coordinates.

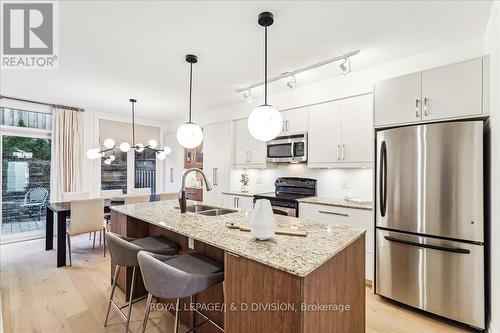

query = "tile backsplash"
[{"left": 230, "top": 164, "right": 373, "bottom": 200}]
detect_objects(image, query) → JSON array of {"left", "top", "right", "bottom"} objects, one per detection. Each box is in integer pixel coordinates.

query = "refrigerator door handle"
[
  {"left": 384, "top": 236, "right": 471, "bottom": 254},
  {"left": 379, "top": 141, "right": 387, "bottom": 217}
]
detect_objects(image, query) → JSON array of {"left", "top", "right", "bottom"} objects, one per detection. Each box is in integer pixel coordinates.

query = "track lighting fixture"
[
  {"left": 243, "top": 89, "right": 253, "bottom": 103},
  {"left": 340, "top": 57, "right": 351, "bottom": 75},
  {"left": 285, "top": 73, "right": 297, "bottom": 90}
]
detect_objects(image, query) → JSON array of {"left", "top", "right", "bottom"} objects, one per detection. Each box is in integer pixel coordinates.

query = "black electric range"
[{"left": 253, "top": 177, "right": 317, "bottom": 217}]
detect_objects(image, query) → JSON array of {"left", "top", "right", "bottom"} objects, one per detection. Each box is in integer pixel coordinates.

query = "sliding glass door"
[{"left": 1, "top": 134, "right": 51, "bottom": 238}]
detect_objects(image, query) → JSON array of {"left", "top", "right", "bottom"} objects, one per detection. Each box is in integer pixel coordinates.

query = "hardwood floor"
[{"left": 1, "top": 236, "right": 474, "bottom": 333}]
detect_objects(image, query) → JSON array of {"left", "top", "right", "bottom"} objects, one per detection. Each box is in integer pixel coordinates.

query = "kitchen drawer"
[{"left": 299, "top": 203, "right": 373, "bottom": 253}]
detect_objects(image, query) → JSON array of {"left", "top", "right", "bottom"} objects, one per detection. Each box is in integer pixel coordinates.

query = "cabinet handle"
[
  {"left": 282, "top": 121, "right": 286, "bottom": 132},
  {"left": 215, "top": 168, "right": 218, "bottom": 186},
  {"left": 249, "top": 151, "right": 252, "bottom": 163},
  {"left": 319, "top": 210, "right": 349, "bottom": 217},
  {"left": 423, "top": 97, "right": 429, "bottom": 116},
  {"left": 415, "top": 99, "right": 420, "bottom": 118},
  {"left": 341, "top": 144, "right": 345, "bottom": 160},
  {"left": 212, "top": 168, "right": 216, "bottom": 186},
  {"left": 336, "top": 145, "right": 340, "bottom": 160},
  {"left": 170, "top": 168, "right": 173, "bottom": 182},
  {"left": 245, "top": 151, "right": 249, "bottom": 163},
  {"left": 233, "top": 197, "right": 236, "bottom": 207},
  {"left": 286, "top": 120, "right": 289, "bottom": 132}
]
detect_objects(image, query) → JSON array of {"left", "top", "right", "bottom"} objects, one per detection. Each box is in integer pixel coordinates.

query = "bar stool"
[
  {"left": 137, "top": 251, "right": 224, "bottom": 333},
  {"left": 105, "top": 232, "right": 179, "bottom": 332}
]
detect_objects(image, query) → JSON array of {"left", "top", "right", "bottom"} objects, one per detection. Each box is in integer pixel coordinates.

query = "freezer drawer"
[
  {"left": 376, "top": 121, "right": 484, "bottom": 242},
  {"left": 375, "top": 229, "right": 484, "bottom": 329}
]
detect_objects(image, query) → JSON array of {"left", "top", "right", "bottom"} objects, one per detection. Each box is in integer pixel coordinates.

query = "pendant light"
[
  {"left": 87, "top": 99, "right": 171, "bottom": 162},
  {"left": 177, "top": 54, "right": 203, "bottom": 149},
  {"left": 247, "top": 12, "right": 282, "bottom": 142}
]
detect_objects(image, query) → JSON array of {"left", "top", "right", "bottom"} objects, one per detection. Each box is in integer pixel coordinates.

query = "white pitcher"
[{"left": 251, "top": 199, "right": 276, "bottom": 240}]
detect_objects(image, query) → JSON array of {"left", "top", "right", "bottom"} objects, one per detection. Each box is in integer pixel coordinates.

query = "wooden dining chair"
[
  {"left": 100, "top": 189, "right": 123, "bottom": 199},
  {"left": 159, "top": 192, "right": 177, "bottom": 201},
  {"left": 66, "top": 198, "right": 106, "bottom": 265},
  {"left": 130, "top": 188, "right": 151, "bottom": 195},
  {"left": 124, "top": 195, "right": 150, "bottom": 205}
]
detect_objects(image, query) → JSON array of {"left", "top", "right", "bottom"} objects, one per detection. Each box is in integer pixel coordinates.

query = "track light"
[
  {"left": 243, "top": 89, "right": 253, "bottom": 103},
  {"left": 340, "top": 57, "right": 351, "bottom": 75},
  {"left": 285, "top": 73, "right": 297, "bottom": 90}
]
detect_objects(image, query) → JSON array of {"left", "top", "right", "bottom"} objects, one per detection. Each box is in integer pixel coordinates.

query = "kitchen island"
[{"left": 110, "top": 200, "right": 366, "bottom": 332}]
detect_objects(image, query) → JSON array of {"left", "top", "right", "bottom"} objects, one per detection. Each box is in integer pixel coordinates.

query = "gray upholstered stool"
[
  {"left": 137, "top": 251, "right": 224, "bottom": 333},
  {"left": 105, "top": 232, "right": 179, "bottom": 332}
]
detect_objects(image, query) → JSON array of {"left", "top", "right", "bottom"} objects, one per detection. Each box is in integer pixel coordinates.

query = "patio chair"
[{"left": 19, "top": 187, "right": 49, "bottom": 221}]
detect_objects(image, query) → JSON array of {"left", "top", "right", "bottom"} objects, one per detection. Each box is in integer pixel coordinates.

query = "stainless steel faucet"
[{"left": 178, "top": 168, "right": 213, "bottom": 213}]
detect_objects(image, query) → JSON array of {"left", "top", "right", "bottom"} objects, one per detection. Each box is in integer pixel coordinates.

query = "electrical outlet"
[{"left": 188, "top": 237, "right": 194, "bottom": 249}]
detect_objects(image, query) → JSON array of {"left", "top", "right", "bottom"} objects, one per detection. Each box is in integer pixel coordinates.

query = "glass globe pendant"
[
  {"left": 247, "top": 12, "right": 282, "bottom": 142},
  {"left": 177, "top": 54, "right": 204, "bottom": 148}
]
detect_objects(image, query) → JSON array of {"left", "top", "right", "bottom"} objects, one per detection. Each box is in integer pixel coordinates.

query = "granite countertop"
[
  {"left": 111, "top": 200, "right": 365, "bottom": 277},
  {"left": 298, "top": 196, "right": 373, "bottom": 211},
  {"left": 220, "top": 190, "right": 269, "bottom": 197}
]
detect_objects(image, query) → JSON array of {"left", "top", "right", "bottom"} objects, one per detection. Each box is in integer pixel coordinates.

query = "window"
[
  {"left": 2, "top": 135, "right": 51, "bottom": 236},
  {"left": 101, "top": 147, "right": 127, "bottom": 194},
  {"left": 135, "top": 149, "right": 156, "bottom": 194},
  {"left": 1, "top": 107, "right": 52, "bottom": 130}
]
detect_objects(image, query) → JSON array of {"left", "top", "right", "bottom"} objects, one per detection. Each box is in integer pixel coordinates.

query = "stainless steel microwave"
[{"left": 266, "top": 132, "right": 307, "bottom": 163}]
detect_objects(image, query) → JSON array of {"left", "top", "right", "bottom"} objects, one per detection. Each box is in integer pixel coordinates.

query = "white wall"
[
  {"left": 231, "top": 166, "right": 372, "bottom": 199},
  {"left": 483, "top": 3, "right": 500, "bottom": 331}
]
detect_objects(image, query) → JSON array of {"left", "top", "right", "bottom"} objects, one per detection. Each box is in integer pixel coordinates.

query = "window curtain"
[{"left": 50, "top": 108, "right": 84, "bottom": 202}]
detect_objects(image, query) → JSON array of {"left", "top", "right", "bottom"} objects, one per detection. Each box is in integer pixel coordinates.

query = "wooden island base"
[{"left": 111, "top": 210, "right": 365, "bottom": 333}]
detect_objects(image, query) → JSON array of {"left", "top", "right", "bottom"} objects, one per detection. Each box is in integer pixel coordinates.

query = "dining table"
[{"left": 45, "top": 194, "right": 161, "bottom": 267}]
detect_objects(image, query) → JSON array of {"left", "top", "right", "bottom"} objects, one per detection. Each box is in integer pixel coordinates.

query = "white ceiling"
[{"left": 0, "top": 1, "right": 492, "bottom": 122}]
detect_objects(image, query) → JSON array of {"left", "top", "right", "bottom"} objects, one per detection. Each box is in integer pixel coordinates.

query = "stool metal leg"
[
  {"left": 190, "top": 295, "right": 195, "bottom": 331},
  {"left": 125, "top": 266, "right": 137, "bottom": 332},
  {"left": 174, "top": 298, "right": 180, "bottom": 333},
  {"left": 104, "top": 265, "right": 120, "bottom": 326},
  {"left": 141, "top": 293, "right": 153, "bottom": 333}
]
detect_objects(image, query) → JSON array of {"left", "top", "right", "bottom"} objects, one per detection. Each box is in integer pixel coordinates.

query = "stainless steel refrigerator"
[{"left": 375, "top": 120, "right": 485, "bottom": 330}]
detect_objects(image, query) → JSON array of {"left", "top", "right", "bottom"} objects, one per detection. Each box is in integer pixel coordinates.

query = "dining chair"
[
  {"left": 130, "top": 188, "right": 151, "bottom": 195},
  {"left": 62, "top": 191, "right": 95, "bottom": 240},
  {"left": 124, "top": 195, "right": 150, "bottom": 205},
  {"left": 159, "top": 192, "right": 177, "bottom": 201},
  {"left": 66, "top": 198, "right": 106, "bottom": 265},
  {"left": 62, "top": 191, "right": 90, "bottom": 201},
  {"left": 100, "top": 189, "right": 124, "bottom": 199}
]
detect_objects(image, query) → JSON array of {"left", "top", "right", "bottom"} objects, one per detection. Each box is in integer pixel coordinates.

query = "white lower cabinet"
[
  {"left": 299, "top": 202, "right": 374, "bottom": 282},
  {"left": 222, "top": 194, "right": 254, "bottom": 210}
]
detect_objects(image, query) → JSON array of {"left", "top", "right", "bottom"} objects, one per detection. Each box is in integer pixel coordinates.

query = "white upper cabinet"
[
  {"left": 374, "top": 57, "right": 488, "bottom": 128},
  {"left": 203, "top": 121, "right": 232, "bottom": 206},
  {"left": 308, "top": 94, "right": 373, "bottom": 168},
  {"left": 374, "top": 72, "right": 422, "bottom": 127},
  {"left": 421, "top": 58, "right": 483, "bottom": 121},
  {"left": 164, "top": 132, "right": 183, "bottom": 193},
  {"left": 233, "top": 118, "right": 266, "bottom": 168},
  {"left": 341, "top": 94, "right": 373, "bottom": 163},
  {"left": 280, "top": 107, "right": 309, "bottom": 134},
  {"left": 308, "top": 101, "right": 342, "bottom": 165}
]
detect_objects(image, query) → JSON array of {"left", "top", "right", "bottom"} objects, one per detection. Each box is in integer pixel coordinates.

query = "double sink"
[{"left": 178, "top": 204, "right": 238, "bottom": 216}]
